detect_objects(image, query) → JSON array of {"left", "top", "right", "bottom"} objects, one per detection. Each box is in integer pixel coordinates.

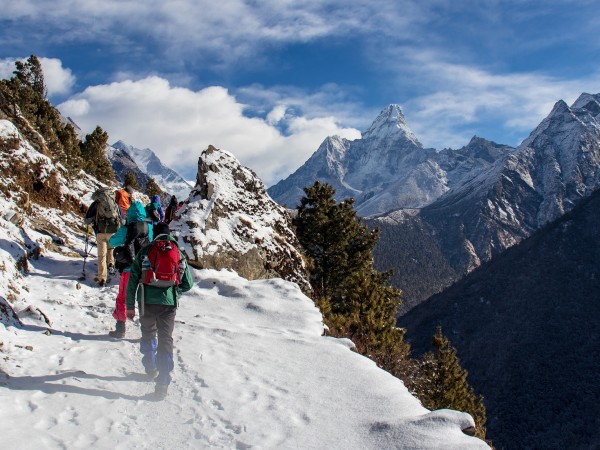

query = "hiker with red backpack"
[
  {"left": 125, "top": 222, "right": 193, "bottom": 400},
  {"left": 108, "top": 201, "right": 154, "bottom": 338},
  {"left": 84, "top": 187, "right": 122, "bottom": 286}
]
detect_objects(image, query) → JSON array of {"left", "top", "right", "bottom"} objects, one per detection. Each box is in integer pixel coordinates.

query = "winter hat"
[
  {"left": 125, "top": 185, "right": 134, "bottom": 195},
  {"left": 154, "top": 222, "right": 170, "bottom": 237}
]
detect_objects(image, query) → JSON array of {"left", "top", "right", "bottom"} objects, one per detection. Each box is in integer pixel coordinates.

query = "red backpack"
[{"left": 142, "top": 240, "right": 186, "bottom": 287}]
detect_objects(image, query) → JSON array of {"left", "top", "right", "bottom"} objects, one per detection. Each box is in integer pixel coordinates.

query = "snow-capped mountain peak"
[
  {"left": 361, "top": 104, "right": 422, "bottom": 147},
  {"left": 112, "top": 140, "right": 193, "bottom": 200}
]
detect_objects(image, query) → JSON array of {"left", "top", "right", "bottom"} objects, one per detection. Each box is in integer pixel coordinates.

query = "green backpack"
[{"left": 92, "top": 187, "right": 121, "bottom": 233}]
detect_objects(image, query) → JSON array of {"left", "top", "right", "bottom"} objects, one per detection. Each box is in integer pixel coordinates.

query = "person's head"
[
  {"left": 153, "top": 222, "right": 170, "bottom": 237},
  {"left": 152, "top": 194, "right": 161, "bottom": 204},
  {"left": 125, "top": 185, "right": 134, "bottom": 196}
]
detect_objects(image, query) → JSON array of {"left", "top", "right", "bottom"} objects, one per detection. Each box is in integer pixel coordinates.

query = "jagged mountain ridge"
[
  {"left": 112, "top": 140, "right": 193, "bottom": 200},
  {"left": 268, "top": 104, "right": 515, "bottom": 216},
  {"left": 397, "top": 186, "right": 600, "bottom": 450},
  {"left": 370, "top": 92, "right": 600, "bottom": 313},
  {"left": 105, "top": 144, "right": 151, "bottom": 190}
]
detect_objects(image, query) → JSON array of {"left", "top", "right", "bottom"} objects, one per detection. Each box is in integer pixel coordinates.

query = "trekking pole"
[
  {"left": 80, "top": 224, "right": 91, "bottom": 281},
  {"left": 140, "top": 282, "right": 145, "bottom": 317}
]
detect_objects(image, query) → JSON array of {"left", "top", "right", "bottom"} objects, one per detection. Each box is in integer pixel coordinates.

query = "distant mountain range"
[
  {"left": 270, "top": 94, "right": 600, "bottom": 312},
  {"left": 110, "top": 140, "right": 193, "bottom": 201},
  {"left": 397, "top": 187, "right": 600, "bottom": 450}
]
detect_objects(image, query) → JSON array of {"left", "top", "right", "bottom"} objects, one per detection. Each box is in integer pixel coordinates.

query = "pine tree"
[
  {"left": 13, "top": 55, "right": 46, "bottom": 98},
  {"left": 294, "top": 181, "right": 409, "bottom": 375},
  {"left": 416, "top": 326, "right": 488, "bottom": 440},
  {"left": 145, "top": 177, "right": 163, "bottom": 198},
  {"left": 124, "top": 171, "right": 140, "bottom": 190},
  {"left": 1, "top": 56, "right": 83, "bottom": 177},
  {"left": 294, "top": 181, "right": 377, "bottom": 306},
  {"left": 80, "top": 126, "right": 114, "bottom": 184}
]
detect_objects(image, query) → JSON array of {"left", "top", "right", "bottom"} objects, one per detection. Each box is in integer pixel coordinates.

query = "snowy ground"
[{"left": 0, "top": 238, "right": 488, "bottom": 449}]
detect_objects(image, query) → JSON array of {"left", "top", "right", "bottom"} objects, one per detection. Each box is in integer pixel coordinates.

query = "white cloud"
[
  {"left": 3, "top": 1, "right": 420, "bottom": 66},
  {"left": 57, "top": 76, "right": 360, "bottom": 186},
  {"left": 39, "top": 57, "right": 76, "bottom": 96},
  {"left": 0, "top": 56, "right": 75, "bottom": 96},
  {"left": 395, "top": 53, "right": 600, "bottom": 149}
]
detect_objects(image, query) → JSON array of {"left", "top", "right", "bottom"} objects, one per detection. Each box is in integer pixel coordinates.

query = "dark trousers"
[{"left": 139, "top": 304, "right": 176, "bottom": 384}]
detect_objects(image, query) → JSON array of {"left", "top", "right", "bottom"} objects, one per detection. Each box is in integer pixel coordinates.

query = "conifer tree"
[
  {"left": 13, "top": 55, "right": 46, "bottom": 98},
  {"left": 124, "top": 171, "right": 140, "bottom": 190},
  {"left": 416, "top": 326, "right": 488, "bottom": 440},
  {"left": 80, "top": 126, "right": 114, "bottom": 184},
  {"left": 294, "top": 181, "right": 377, "bottom": 306},
  {"left": 145, "top": 177, "right": 163, "bottom": 198}
]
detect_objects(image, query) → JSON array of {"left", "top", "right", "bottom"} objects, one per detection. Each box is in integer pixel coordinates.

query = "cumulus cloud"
[
  {"left": 58, "top": 76, "right": 360, "bottom": 186},
  {"left": 0, "top": 56, "right": 75, "bottom": 96}
]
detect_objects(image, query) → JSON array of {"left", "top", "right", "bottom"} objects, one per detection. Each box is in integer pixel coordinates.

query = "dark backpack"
[
  {"left": 142, "top": 239, "right": 186, "bottom": 287},
  {"left": 113, "top": 221, "right": 150, "bottom": 272},
  {"left": 146, "top": 203, "right": 161, "bottom": 223},
  {"left": 91, "top": 187, "right": 121, "bottom": 233},
  {"left": 126, "top": 221, "right": 150, "bottom": 263}
]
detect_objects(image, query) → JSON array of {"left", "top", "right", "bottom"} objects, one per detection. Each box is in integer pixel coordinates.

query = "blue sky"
[{"left": 1, "top": 0, "right": 599, "bottom": 186}]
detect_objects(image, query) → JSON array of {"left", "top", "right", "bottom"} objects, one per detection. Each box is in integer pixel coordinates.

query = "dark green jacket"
[{"left": 125, "top": 235, "right": 193, "bottom": 310}]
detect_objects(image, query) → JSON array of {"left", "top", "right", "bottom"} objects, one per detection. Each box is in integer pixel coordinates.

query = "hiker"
[
  {"left": 125, "top": 222, "right": 193, "bottom": 399},
  {"left": 145, "top": 194, "right": 164, "bottom": 224},
  {"left": 164, "top": 195, "right": 178, "bottom": 224},
  {"left": 84, "top": 187, "right": 121, "bottom": 286},
  {"left": 115, "top": 186, "right": 134, "bottom": 219},
  {"left": 108, "top": 201, "right": 154, "bottom": 338}
]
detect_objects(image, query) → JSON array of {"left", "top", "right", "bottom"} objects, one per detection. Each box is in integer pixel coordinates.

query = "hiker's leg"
[
  {"left": 112, "top": 271, "right": 130, "bottom": 323},
  {"left": 107, "top": 242, "right": 114, "bottom": 268},
  {"left": 139, "top": 306, "right": 158, "bottom": 370},
  {"left": 96, "top": 233, "right": 109, "bottom": 282},
  {"left": 155, "top": 305, "right": 176, "bottom": 385}
]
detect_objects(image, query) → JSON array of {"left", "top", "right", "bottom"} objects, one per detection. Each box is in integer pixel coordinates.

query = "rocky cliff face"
[
  {"left": 174, "top": 145, "right": 310, "bottom": 291},
  {"left": 371, "top": 93, "right": 600, "bottom": 312}
]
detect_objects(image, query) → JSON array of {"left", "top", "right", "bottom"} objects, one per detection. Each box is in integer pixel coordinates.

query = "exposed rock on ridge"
[{"left": 175, "top": 145, "right": 310, "bottom": 291}]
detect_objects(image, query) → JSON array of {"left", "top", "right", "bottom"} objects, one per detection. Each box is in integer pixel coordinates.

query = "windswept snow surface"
[{"left": 0, "top": 254, "right": 486, "bottom": 449}]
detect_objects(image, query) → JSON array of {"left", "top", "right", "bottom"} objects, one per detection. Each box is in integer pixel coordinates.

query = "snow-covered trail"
[{"left": 0, "top": 250, "right": 488, "bottom": 449}]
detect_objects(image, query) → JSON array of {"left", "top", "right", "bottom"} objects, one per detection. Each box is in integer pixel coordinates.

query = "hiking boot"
[
  {"left": 108, "top": 329, "right": 125, "bottom": 339},
  {"left": 145, "top": 367, "right": 159, "bottom": 379},
  {"left": 97, "top": 279, "right": 106, "bottom": 287},
  {"left": 153, "top": 383, "right": 168, "bottom": 400}
]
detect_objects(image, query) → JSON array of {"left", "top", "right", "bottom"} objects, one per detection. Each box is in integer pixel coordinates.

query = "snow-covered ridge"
[
  {"left": 362, "top": 103, "right": 422, "bottom": 147},
  {"left": 0, "top": 119, "right": 487, "bottom": 449}
]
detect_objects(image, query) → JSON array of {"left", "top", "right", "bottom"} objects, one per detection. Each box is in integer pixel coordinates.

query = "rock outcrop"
[{"left": 174, "top": 145, "right": 310, "bottom": 291}]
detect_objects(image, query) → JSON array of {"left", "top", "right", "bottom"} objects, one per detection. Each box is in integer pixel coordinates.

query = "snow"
[
  {"left": 0, "top": 252, "right": 488, "bottom": 449},
  {"left": 0, "top": 119, "right": 487, "bottom": 450}
]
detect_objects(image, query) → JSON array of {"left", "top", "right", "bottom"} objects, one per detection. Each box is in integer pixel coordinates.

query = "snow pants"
[
  {"left": 112, "top": 271, "right": 130, "bottom": 323},
  {"left": 139, "top": 304, "right": 176, "bottom": 385}
]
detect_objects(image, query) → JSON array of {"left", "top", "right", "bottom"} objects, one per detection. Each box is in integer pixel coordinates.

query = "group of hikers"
[{"left": 84, "top": 185, "right": 191, "bottom": 400}]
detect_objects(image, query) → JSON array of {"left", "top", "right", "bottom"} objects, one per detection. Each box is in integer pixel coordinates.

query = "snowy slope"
[
  {"left": 0, "top": 118, "right": 488, "bottom": 449},
  {"left": 0, "top": 252, "right": 486, "bottom": 449}
]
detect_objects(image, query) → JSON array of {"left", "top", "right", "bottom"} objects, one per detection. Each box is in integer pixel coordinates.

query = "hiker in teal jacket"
[
  {"left": 107, "top": 201, "right": 153, "bottom": 338},
  {"left": 125, "top": 222, "right": 193, "bottom": 399}
]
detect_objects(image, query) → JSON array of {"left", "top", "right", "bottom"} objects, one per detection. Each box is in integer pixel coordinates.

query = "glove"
[{"left": 126, "top": 309, "right": 136, "bottom": 320}]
